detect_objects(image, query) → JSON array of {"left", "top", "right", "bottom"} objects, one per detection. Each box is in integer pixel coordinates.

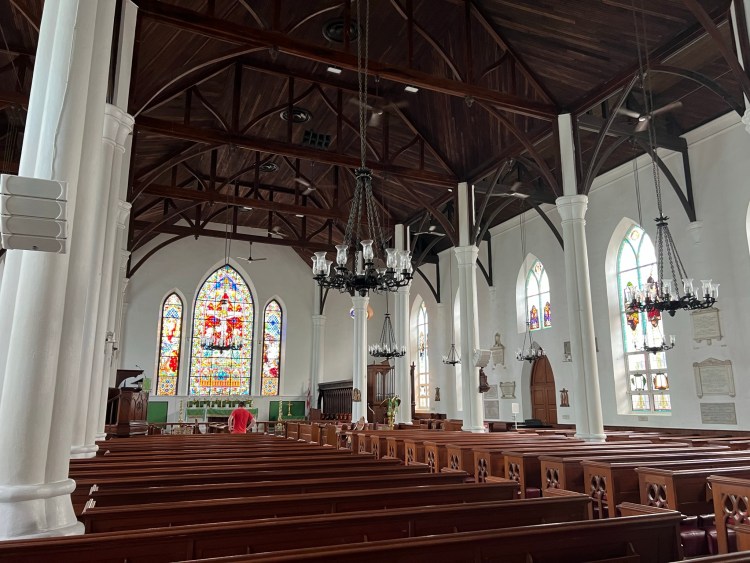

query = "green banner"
[
  {"left": 269, "top": 400, "right": 305, "bottom": 420},
  {"left": 186, "top": 407, "right": 258, "bottom": 418}
]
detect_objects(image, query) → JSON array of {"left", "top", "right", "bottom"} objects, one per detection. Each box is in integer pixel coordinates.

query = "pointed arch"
[
  {"left": 606, "top": 218, "right": 670, "bottom": 414},
  {"left": 260, "top": 298, "right": 284, "bottom": 396},
  {"left": 516, "top": 254, "right": 551, "bottom": 333},
  {"left": 189, "top": 264, "right": 255, "bottom": 395},
  {"left": 155, "top": 292, "right": 183, "bottom": 396},
  {"left": 412, "top": 297, "right": 430, "bottom": 411}
]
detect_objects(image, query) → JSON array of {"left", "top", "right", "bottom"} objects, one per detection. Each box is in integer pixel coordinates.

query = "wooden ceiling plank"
[
  {"left": 136, "top": 116, "right": 457, "bottom": 187},
  {"left": 601, "top": 0, "right": 688, "bottom": 24},
  {"left": 8, "top": 0, "right": 39, "bottom": 34},
  {"left": 136, "top": 0, "right": 557, "bottom": 120},
  {"left": 469, "top": 0, "right": 558, "bottom": 106}
]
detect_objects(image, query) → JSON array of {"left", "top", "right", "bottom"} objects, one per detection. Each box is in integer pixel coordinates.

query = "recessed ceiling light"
[
  {"left": 280, "top": 107, "right": 312, "bottom": 123},
  {"left": 241, "top": 206, "right": 253, "bottom": 211},
  {"left": 295, "top": 214, "right": 305, "bottom": 218},
  {"left": 404, "top": 85, "right": 419, "bottom": 93},
  {"left": 327, "top": 65, "right": 342, "bottom": 74},
  {"left": 260, "top": 162, "right": 278, "bottom": 173},
  {"left": 447, "top": 188, "right": 453, "bottom": 192}
]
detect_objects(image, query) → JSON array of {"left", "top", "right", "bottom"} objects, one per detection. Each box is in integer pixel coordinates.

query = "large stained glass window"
[
  {"left": 155, "top": 293, "right": 183, "bottom": 396},
  {"left": 526, "top": 259, "right": 550, "bottom": 331},
  {"left": 416, "top": 302, "right": 430, "bottom": 410},
  {"left": 189, "top": 265, "right": 254, "bottom": 395},
  {"left": 261, "top": 300, "right": 283, "bottom": 396},
  {"left": 617, "top": 225, "right": 670, "bottom": 413}
]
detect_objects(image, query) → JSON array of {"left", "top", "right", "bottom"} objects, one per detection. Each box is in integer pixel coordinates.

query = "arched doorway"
[{"left": 530, "top": 356, "right": 557, "bottom": 424}]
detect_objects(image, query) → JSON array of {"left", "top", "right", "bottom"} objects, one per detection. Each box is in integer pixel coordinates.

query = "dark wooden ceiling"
[{"left": 0, "top": 0, "right": 745, "bottom": 271}]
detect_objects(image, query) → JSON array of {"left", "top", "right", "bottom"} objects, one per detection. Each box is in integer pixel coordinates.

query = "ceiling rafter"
[
  {"left": 136, "top": 116, "right": 458, "bottom": 187},
  {"left": 135, "top": 0, "right": 557, "bottom": 120}
]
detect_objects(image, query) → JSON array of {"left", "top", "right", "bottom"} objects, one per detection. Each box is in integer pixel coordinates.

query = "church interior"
[{"left": 2, "top": 0, "right": 750, "bottom": 560}]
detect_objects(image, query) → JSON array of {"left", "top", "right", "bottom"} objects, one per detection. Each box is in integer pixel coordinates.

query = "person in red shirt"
[{"left": 228, "top": 402, "right": 254, "bottom": 434}]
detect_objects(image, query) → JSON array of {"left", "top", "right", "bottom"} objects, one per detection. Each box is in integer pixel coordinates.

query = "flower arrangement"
[{"left": 380, "top": 395, "right": 401, "bottom": 429}]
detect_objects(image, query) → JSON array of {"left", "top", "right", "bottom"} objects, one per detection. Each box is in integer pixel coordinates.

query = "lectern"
[{"left": 105, "top": 369, "right": 149, "bottom": 437}]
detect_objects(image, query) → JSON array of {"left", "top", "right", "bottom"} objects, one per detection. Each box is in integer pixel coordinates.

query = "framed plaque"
[
  {"left": 694, "top": 358, "right": 735, "bottom": 398},
  {"left": 699, "top": 402, "right": 737, "bottom": 425},
  {"left": 484, "top": 400, "right": 500, "bottom": 420},
  {"left": 484, "top": 384, "right": 499, "bottom": 400},
  {"left": 691, "top": 308, "right": 722, "bottom": 344}
]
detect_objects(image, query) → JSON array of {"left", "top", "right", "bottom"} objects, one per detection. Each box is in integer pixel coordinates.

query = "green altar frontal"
[
  {"left": 269, "top": 400, "right": 306, "bottom": 420},
  {"left": 186, "top": 407, "right": 258, "bottom": 418}
]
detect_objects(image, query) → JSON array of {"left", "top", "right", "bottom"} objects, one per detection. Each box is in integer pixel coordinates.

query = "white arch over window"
[
  {"left": 605, "top": 218, "right": 671, "bottom": 414},
  {"left": 516, "top": 254, "right": 551, "bottom": 333}
]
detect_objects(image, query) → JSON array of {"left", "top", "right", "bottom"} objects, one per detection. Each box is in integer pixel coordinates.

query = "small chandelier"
[
  {"left": 369, "top": 295, "right": 405, "bottom": 358},
  {"left": 638, "top": 333, "right": 676, "bottom": 355},
  {"left": 517, "top": 322, "right": 544, "bottom": 363},
  {"left": 442, "top": 343, "right": 460, "bottom": 366},
  {"left": 311, "top": 1, "right": 412, "bottom": 296}
]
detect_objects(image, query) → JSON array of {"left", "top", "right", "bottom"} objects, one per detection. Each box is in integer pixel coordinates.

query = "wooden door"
[{"left": 530, "top": 356, "right": 557, "bottom": 424}]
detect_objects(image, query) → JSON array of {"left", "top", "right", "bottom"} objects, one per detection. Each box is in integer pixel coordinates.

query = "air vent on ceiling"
[
  {"left": 259, "top": 162, "right": 279, "bottom": 173},
  {"left": 302, "top": 130, "right": 332, "bottom": 150},
  {"left": 280, "top": 107, "right": 312, "bottom": 123},
  {"left": 323, "top": 18, "right": 359, "bottom": 43}
]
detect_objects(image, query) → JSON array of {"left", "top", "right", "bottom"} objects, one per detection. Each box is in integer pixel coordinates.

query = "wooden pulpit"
[{"left": 106, "top": 369, "right": 149, "bottom": 437}]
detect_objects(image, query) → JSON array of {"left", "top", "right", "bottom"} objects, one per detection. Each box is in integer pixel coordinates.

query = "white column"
[
  {"left": 730, "top": 1, "right": 750, "bottom": 131},
  {"left": 96, "top": 243, "right": 130, "bottom": 441},
  {"left": 0, "top": 0, "right": 115, "bottom": 539},
  {"left": 351, "top": 295, "right": 369, "bottom": 421},
  {"left": 436, "top": 299, "right": 453, "bottom": 417},
  {"left": 556, "top": 114, "right": 605, "bottom": 442},
  {"left": 77, "top": 108, "right": 134, "bottom": 455},
  {"left": 393, "top": 224, "right": 412, "bottom": 424},
  {"left": 310, "top": 285, "right": 326, "bottom": 409}
]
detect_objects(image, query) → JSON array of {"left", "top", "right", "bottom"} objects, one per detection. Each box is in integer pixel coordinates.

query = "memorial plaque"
[
  {"left": 484, "top": 384, "right": 499, "bottom": 400},
  {"left": 484, "top": 400, "right": 500, "bottom": 420},
  {"left": 694, "top": 358, "right": 735, "bottom": 398},
  {"left": 691, "top": 308, "right": 722, "bottom": 344},
  {"left": 700, "top": 402, "right": 737, "bottom": 425}
]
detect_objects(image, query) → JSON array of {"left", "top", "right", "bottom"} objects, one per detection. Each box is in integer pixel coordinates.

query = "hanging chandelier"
[
  {"left": 442, "top": 256, "right": 460, "bottom": 366},
  {"left": 311, "top": 0, "right": 412, "bottom": 296},
  {"left": 369, "top": 295, "right": 405, "bottom": 358},
  {"left": 624, "top": 16, "right": 717, "bottom": 320},
  {"left": 516, "top": 321, "right": 545, "bottom": 363},
  {"left": 442, "top": 343, "right": 460, "bottom": 366}
]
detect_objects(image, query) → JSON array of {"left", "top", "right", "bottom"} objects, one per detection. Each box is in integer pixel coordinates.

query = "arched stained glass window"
[
  {"left": 189, "top": 265, "right": 254, "bottom": 396},
  {"left": 156, "top": 293, "right": 182, "bottom": 396},
  {"left": 261, "top": 300, "right": 283, "bottom": 396},
  {"left": 526, "top": 260, "right": 551, "bottom": 331},
  {"left": 617, "top": 225, "right": 670, "bottom": 413},
  {"left": 416, "top": 302, "right": 430, "bottom": 410}
]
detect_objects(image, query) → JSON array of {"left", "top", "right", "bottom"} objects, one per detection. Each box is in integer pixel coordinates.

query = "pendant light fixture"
[
  {"left": 442, "top": 256, "right": 460, "bottom": 366},
  {"left": 369, "top": 293, "right": 406, "bottom": 358},
  {"left": 516, "top": 213, "right": 545, "bottom": 363}
]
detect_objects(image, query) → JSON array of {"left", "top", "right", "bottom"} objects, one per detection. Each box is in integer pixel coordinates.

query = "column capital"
[
  {"left": 103, "top": 104, "right": 134, "bottom": 151},
  {"left": 117, "top": 200, "right": 131, "bottom": 227},
  {"left": 556, "top": 194, "right": 589, "bottom": 223},
  {"left": 119, "top": 249, "right": 130, "bottom": 270},
  {"left": 454, "top": 244, "right": 479, "bottom": 265}
]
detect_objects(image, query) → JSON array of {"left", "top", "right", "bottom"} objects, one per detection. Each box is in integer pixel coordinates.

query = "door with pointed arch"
[{"left": 530, "top": 356, "right": 557, "bottom": 424}]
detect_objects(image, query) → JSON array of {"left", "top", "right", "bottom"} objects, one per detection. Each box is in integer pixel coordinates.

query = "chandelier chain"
[{"left": 356, "top": 0, "right": 370, "bottom": 169}]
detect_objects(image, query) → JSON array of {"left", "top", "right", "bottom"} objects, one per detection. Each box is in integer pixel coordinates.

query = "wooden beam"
[
  {"left": 136, "top": 0, "right": 557, "bottom": 120},
  {"left": 132, "top": 220, "right": 331, "bottom": 251},
  {"left": 0, "top": 89, "right": 29, "bottom": 108},
  {"left": 577, "top": 114, "right": 687, "bottom": 152},
  {"left": 140, "top": 183, "right": 348, "bottom": 220},
  {"left": 136, "top": 116, "right": 458, "bottom": 187}
]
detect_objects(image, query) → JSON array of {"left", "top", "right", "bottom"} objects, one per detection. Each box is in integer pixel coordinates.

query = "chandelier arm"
[{"left": 665, "top": 225, "right": 689, "bottom": 288}]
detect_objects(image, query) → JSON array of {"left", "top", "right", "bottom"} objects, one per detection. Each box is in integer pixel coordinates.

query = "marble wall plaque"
[
  {"left": 694, "top": 358, "right": 735, "bottom": 398},
  {"left": 691, "top": 308, "right": 722, "bottom": 344},
  {"left": 700, "top": 402, "right": 737, "bottom": 425},
  {"left": 484, "top": 400, "right": 500, "bottom": 420},
  {"left": 484, "top": 384, "right": 499, "bottom": 400}
]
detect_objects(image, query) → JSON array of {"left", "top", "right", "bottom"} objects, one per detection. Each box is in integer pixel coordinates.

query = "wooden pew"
[
  {"left": 87, "top": 471, "right": 470, "bottom": 507},
  {"left": 71, "top": 463, "right": 428, "bottom": 512},
  {"left": 176, "top": 505, "right": 684, "bottom": 563},
  {"left": 585, "top": 455, "right": 750, "bottom": 518},
  {"left": 80, "top": 482, "right": 520, "bottom": 533},
  {"left": 0, "top": 496, "right": 592, "bottom": 562},
  {"left": 708, "top": 475, "right": 750, "bottom": 554},
  {"left": 637, "top": 466, "right": 750, "bottom": 514}
]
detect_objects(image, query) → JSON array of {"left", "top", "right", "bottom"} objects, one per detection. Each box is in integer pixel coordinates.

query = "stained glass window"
[
  {"left": 155, "top": 293, "right": 182, "bottom": 396},
  {"left": 526, "top": 260, "right": 550, "bottom": 331},
  {"left": 416, "top": 302, "right": 430, "bottom": 410},
  {"left": 189, "top": 265, "right": 254, "bottom": 395},
  {"left": 261, "top": 300, "right": 283, "bottom": 396},
  {"left": 617, "top": 225, "right": 670, "bottom": 413}
]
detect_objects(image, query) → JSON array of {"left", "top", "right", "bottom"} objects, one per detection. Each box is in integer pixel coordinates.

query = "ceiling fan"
[
  {"left": 617, "top": 100, "right": 682, "bottom": 132},
  {"left": 348, "top": 98, "right": 409, "bottom": 127},
  {"left": 236, "top": 242, "right": 267, "bottom": 264},
  {"left": 267, "top": 225, "right": 287, "bottom": 238},
  {"left": 412, "top": 225, "right": 445, "bottom": 237},
  {"left": 293, "top": 177, "right": 316, "bottom": 196},
  {"left": 476, "top": 181, "right": 525, "bottom": 198}
]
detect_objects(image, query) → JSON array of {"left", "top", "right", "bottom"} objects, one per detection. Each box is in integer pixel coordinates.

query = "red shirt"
[{"left": 230, "top": 407, "right": 253, "bottom": 433}]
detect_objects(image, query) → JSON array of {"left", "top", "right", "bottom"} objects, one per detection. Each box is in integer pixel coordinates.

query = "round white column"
[
  {"left": 454, "top": 245, "right": 485, "bottom": 433},
  {"left": 75, "top": 107, "right": 134, "bottom": 456},
  {"left": 310, "top": 313, "right": 326, "bottom": 408},
  {"left": 556, "top": 195, "right": 605, "bottom": 442},
  {"left": 394, "top": 286, "right": 412, "bottom": 424},
  {"left": 0, "top": 0, "right": 115, "bottom": 539},
  {"left": 351, "top": 295, "right": 369, "bottom": 422},
  {"left": 436, "top": 300, "right": 453, "bottom": 417}
]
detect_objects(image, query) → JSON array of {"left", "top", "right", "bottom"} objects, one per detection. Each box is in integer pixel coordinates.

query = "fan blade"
[
  {"left": 651, "top": 100, "right": 682, "bottom": 117},
  {"left": 301, "top": 187, "right": 315, "bottom": 196},
  {"left": 509, "top": 181, "right": 522, "bottom": 192},
  {"left": 634, "top": 117, "right": 650, "bottom": 133},
  {"left": 413, "top": 231, "right": 445, "bottom": 236},
  {"left": 294, "top": 177, "right": 311, "bottom": 187},
  {"left": 369, "top": 112, "right": 382, "bottom": 127},
  {"left": 617, "top": 107, "right": 642, "bottom": 119}
]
